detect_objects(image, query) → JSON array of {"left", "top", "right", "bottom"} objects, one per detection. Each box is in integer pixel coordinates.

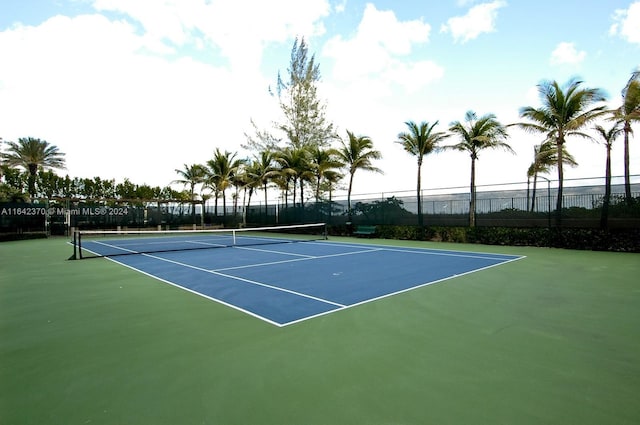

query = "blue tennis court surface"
[{"left": 97, "top": 240, "right": 523, "bottom": 326}]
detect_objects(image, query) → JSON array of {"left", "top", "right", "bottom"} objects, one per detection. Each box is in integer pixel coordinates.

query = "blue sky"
[{"left": 1, "top": 0, "right": 639, "bottom": 198}]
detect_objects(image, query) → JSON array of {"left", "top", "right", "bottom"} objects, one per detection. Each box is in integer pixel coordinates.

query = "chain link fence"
[{"left": 2, "top": 176, "right": 639, "bottom": 237}]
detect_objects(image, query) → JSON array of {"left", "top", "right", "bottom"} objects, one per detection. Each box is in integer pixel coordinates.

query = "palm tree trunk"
[
  {"left": 300, "top": 180, "right": 304, "bottom": 207},
  {"left": 556, "top": 139, "right": 565, "bottom": 226},
  {"left": 416, "top": 160, "right": 423, "bottom": 227},
  {"left": 347, "top": 172, "right": 355, "bottom": 222},
  {"left": 531, "top": 173, "right": 538, "bottom": 212},
  {"left": 263, "top": 183, "right": 268, "bottom": 221},
  {"left": 601, "top": 144, "right": 612, "bottom": 229},
  {"left": 526, "top": 177, "right": 530, "bottom": 212},
  {"left": 222, "top": 189, "right": 227, "bottom": 217},
  {"left": 623, "top": 124, "right": 632, "bottom": 202},
  {"left": 28, "top": 164, "right": 38, "bottom": 198},
  {"left": 292, "top": 178, "right": 297, "bottom": 206},
  {"left": 469, "top": 156, "right": 476, "bottom": 227},
  {"left": 241, "top": 187, "right": 247, "bottom": 226},
  {"left": 246, "top": 189, "right": 253, "bottom": 226},
  {"left": 284, "top": 178, "right": 290, "bottom": 209}
]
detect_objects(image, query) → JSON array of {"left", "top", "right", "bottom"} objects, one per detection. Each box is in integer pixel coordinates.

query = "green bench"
[{"left": 353, "top": 225, "right": 376, "bottom": 237}]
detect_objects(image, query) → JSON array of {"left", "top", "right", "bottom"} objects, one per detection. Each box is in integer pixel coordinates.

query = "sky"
[{"left": 1, "top": 0, "right": 639, "bottom": 200}]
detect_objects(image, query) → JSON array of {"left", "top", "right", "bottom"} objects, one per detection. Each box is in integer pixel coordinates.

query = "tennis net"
[{"left": 71, "top": 223, "right": 327, "bottom": 259}]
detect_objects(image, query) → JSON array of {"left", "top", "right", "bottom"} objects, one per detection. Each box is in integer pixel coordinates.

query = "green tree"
[
  {"left": 1, "top": 137, "right": 66, "bottom": 198},
  {"left": 274, "top": 146, "right": 311, "bottom": 208},
  {"left": 206, "top": 149, "right": 244, "bottom": 218},
  {"left": 594, "top": 124, "right": 623, "bottom": 228},
  {"left": 173, "top": 163, "right": 206, "bottom": 221},
  {"left": 245, "top": 150, "right": 279, "bottom": 221},
  {"left": 308, "top": 146, "right": 342, "bottom": 203},
  {"left": 36, "top": 170, "right": 63, "bottom": 199},
  {"left": 611, "top": 71, "right": 640, "bottom": 202},
  {"left": 447, "top": 111, "right": 513, "bottom": 227},
  {"left": 335, "top": 130, "right": 382, "bottom": 222},
  {"left": 396, "top": 121, "right": 450, "bottom": 226},
  {"left": 527, "top": 140, "right": 577, "bottom": 212},
  {"left": 515, "top": 78, "right": 607, "bottom": 224},
  {"left": 116, "top": 178, "right": 138, "bottom": 199},
  {"left": 1, "top": 166, "right": 27, "bottom": 201},
  {"left": 274, "top": 37, "right": 336, "bottom": 150}
]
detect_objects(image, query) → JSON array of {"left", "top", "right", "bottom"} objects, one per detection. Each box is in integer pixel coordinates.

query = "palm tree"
[
  {"left": 335, "top": 130, "right": 382, "bottom": 222},
  {"left": 446, "top": 111, "right": 513, "bottom": 227},
  {"left": 320, "top": 169, "right": 343, "bottom": 212},
  {"left": 274, "top": 146, "right": 310, "bottom": 208},
  {"left": 1, "top": 137, "right": 66, "bottom": 198},
  {"left": 206, "top": 149, "right": 244, "bottom": 218},
  {"left": 236, "top": 162, "right": 259, "bottom": 226},
  {"left": 611, "top": 71, "right": 640, "bottom": 202},
  {"left": 173, "top": 163, "right": 206, "bottom": 221},
  {"left": 594, "top": 124, "right": 623, "bottom": 228},
  {"left": 246, "top": 150, "right": 279, "bottom": 221},
  {"left": 308, "top": 146, "right": 342, "bottom": 202},
  {"left": 527, "top": 140, "right": 577, "bottom": 212},
  {"left": 514, "top": 78, "right": 607, "bottom": 224},
  {"left": 396, "top": 121, "right": 450, "bottom": 226}
]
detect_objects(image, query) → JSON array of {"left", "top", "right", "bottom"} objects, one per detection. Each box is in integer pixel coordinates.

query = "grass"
[{"left": 1, "top": 236, "right": 639, "bottom": 425}]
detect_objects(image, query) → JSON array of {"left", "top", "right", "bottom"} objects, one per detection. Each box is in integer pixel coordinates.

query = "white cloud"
[
  {"left": 0, "top": 0, "right": 338, "bottom": 187},
  {"left": 549, "top": 42, "right": 586, "bottom": 66},
  {"left": 322, "top": 3, "right": 441, "bottom": 90},
  {"left": 440, "top": 0, "right": 507, "bottom": 43},
  {"left": 92, "top": 0, "right": 332, "bottom": 71},
  {"left": 0, "top": 13, "right": 274, "bottom": 187},
  {"left": 609, "top": 1, "right": 640, "bottom": 44},
  {"left": 334, "top": 0, "right": 347, "bottom": 13}
]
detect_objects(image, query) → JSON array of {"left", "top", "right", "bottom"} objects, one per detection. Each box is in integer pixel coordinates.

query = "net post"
[
  {"left": 78, "top": 231, "right": 84, "bottom": 259},
  {"left": 323, "top": 223, "right": 328, "bottom": 240},
  {"left": 68, "top": 230, "right": 78, "bottom": 260}
]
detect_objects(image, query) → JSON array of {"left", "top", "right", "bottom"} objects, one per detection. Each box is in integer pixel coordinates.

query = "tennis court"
[
  {"left": 2, "top": 236, "right": 640, "bottom": 425},
  {"left": 73, "top": 225, "right": 523, "bottom": 326}
]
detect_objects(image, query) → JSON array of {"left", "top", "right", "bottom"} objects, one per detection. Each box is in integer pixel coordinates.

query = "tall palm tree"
[
  {"left": 396, "top": 121, "right": 450, "bottom": 226},
  {"left": 246, "top": 150, "right": 279, "bottom": 220},
  {"left": 236, "top": 162, "right": 259, "bottom": 225},
  {"left": 446, "top": 111, "right": 513, "bottom": 227},
  {"left": 320, "top": 169, "right": 343, "bottom": 206},
  {"left": 173, "top": 163, "right": 206, "bottom": 220},
  {"left": 514, "top": 78, "right": 607, "bottom": 224},
  {"left": 611, "top": 71, "right": 640, "bottom": 202},
  {"left": 527, "top": 140, "right": 577, "bottom": 212},
  {"left": 228, "top": 162, "right": 245, "bottom": 218},
  {"left": 206, "top": 149, "right": 244, "bottom": 217},
  {"left": 308, "top": 146, "right": 342, "bottom": 202},
  {"left": 594, "top": 124, "right": 623, "bottom": 228},
  {"left": 1, "top": 137, "right": 66, "bottom": 198},
  {"left": 274, "top": 146, "right": 310, "bottom": 208},
  {"left": 335, "top": 130, "right": 382, "bottom": 221}
]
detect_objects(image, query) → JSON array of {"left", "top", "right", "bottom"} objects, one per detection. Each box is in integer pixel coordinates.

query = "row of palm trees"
[
  {"left": 2, "top": 74, "right": 639, "bottom": 229},
  {"left": 396, "top": 75, "right": 638, "bottom": 228},
  {"left": 517, "top": 75, "right": 639, "bottom": 226},
  {"left": 172, "top": 134, "right": 382, "bottom": 222}
]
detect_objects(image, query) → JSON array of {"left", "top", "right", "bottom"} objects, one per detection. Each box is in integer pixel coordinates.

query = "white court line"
[
  {"left": 103, "top": 256, "right": 286, "bottom": 326},
  {"left": 91, "top": 240, "right": 141, "bottom": 254},
  {"left": 308, "top": 240, "right": 524, "bottom": 261},
  {"left": 283, "top": 255, "right": 525, "bottom": 327},
  {"left": 89, "top": 239, "right": 228, "bottom": 253},
  {"left": 134, "top": 252, "right": 347, "bottom": 308},
  {"left": 214, "top": 246, "right": 383, "bottom": 272}
]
